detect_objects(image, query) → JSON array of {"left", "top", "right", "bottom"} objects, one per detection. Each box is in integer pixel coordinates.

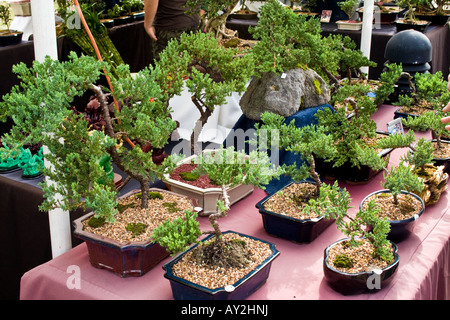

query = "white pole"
[
  {"left": 30, "top": 0, "right": 72, "bottom": 258},
  {"left": 360, "top": 0, "right": 375, "bottom": 77}
]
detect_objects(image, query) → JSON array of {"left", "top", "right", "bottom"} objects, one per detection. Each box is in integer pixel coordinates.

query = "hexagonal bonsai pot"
[{"left": 73, "top": 188, "right": 198, "bottom": 277}]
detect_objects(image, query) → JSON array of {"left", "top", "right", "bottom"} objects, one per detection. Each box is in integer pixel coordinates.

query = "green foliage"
[
  {"left": 338, "top": 0, "right": 360, "bottom": 19},
  {"left": 0, "top": 52, "right": 180, "bottom": 222},
  {"left": 0, "top": 3, "right": 12, "bottom": 30},
  {"left": 403, "top": 112, "right": 448, "bottom": 147},
  {"left": 316, "top": 100, "right": 386, "bottom": 171},
  {"left": 376, "top": 129, "right": 416, "bottom": 150},
  {"left": 257, "top": 111, "right": 337, "bottom": 191},
  {"left": 151, "top": 211, "right": 202, "bottom": 255},
  {"left": 374, "top": 63, "right": 403, "bottom": 105},
  {"left": 382, "top": 162, "right": 425, "bottom": 203},
  {"left": 402, "top": 138, "right": 435, "bottom": 170},
  {"left": 249, "top": 0, "right": 322, "bottom": 75}
]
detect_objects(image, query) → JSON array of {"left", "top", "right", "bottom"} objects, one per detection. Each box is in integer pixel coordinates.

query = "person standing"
[{"left": 144, "top": 0, "right": 202, "bottom": 61}]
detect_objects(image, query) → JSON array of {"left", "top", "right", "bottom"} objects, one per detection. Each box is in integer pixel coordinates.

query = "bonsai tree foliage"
[
  {"left": 382, "top": 162, "right": 425, "bottom": 205},
  {"left": 309, "top": 189, "right": 394, "bottom": 265},
  {"left": 338, "top": 0, "right": 360, "bottom": 21},
  {"left": 414, "top": 0, "right": 450, "bottom": 16},
  {"left": 164, "top": 31, "right": 254, "bottom": 154},
  {"left": 316, "top": 82, "right": 388, "bottom": 173},
  {"left": 152, "top": 147, "right": 282, "bottom": 267},
  {"left": 256, "top": 111, "right": 337, "bottom": 195},
  {"left": 0, "top": 2, "right": 13, "bottom": 32},
  {"left": 0, "top": 52, "right": 187, "bottom": 223}
]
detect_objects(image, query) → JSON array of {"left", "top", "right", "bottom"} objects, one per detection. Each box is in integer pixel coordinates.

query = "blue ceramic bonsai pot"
[
  {"left": 162, "top": 231, "right": 280, "bottom": 300},
  {"left": 256, "top": 182, "right": 334, "bottom": 243},
  {"left": 360, "top": 189, "right": 425, "bottom": 243},
  {"left": 323, "top": 238, "right": 400, "bottom": 295}
]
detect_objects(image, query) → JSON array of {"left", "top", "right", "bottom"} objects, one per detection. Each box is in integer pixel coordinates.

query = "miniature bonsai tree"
[
  {"left": 308, "top": 188, "right": 394, "bottom": 265},
  {"left": 152, "top": 147, "right": 282, "bottom": 267},
  {"left": 338, "top": 0, "right": 360, "bottom": 21},
  {"left": 0, "top": 52, "right": 187, "bottom": 223},
  {"left": 316, "top": 82, "right": 388, "bottom": 173},
  {"left": 186, "top": 0, "right": 240, "bottom": 40},
  {"left": 256, "top": 111, "right": 337, "bottom": 195},
  {"left": 164, "top": 31, "right": 254, "bottom": 154},
  {"left": 382, "top": 162, "right": 425, "bottom": 205},
  {"left": 0, "top": 2, "right": 13, "bottom": 33}
]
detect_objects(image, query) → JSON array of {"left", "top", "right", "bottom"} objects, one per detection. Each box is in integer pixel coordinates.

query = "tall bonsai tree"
[
  {"left": 165, "top": 31, "right": 254, "bottom": 154},
  {"left": 0, "top": 52, "right": 188, "bottom": 222}
]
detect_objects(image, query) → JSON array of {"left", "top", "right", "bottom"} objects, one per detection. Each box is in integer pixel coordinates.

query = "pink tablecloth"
[{"left": 20, "top": 105, "right": 450, "bottom": 300}]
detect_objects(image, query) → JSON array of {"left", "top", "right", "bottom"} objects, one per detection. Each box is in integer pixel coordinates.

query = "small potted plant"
[
  {"left": 414, "top": 0, "right": 450, "bottom": 24},
  {"left": 395, "top": 0, "right": 432, "bottom": 32},
  {"left": 321, "top": 194, "right": 399, "bottom": 295},
  {"left": 377, "top": 131, "right": 449, "bottom": 205},
  {"left": 254, "top": 111, "right": 348, "bottom": 243},
  {"left": 393, "top": 71, "right": 448, "bottom": 120},
  {"left": 154, "top": 147, "right": 283, "bottom": 300},
  {"left": 336, "top": 0, "right": 363, "bottom": 30},
  {"left": 315, "top": 81, "right": 391, "bottom": 183},
  {"left": 0, "top": 51, "right": 195, "bottom": 277},
  {"left": 0, "top": 2, "right": 23, "bottom": 46},
  {"left": 361, "top": 161, "right": 425, "bottom": 242}
]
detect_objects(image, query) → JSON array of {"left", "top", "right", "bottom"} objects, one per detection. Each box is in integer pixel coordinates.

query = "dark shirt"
[{"left": 153, "top": 0, "right": 201, "bottom": 30}]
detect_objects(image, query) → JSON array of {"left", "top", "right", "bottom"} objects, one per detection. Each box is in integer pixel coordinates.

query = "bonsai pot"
[
  {"left": 113, "top": 15, "right": 134, "bottom": 26},
  {"left": 357, "top": 6, "right": 402, "bottom": 24},
  {"left": 163, "top": 149, "right": 254, "bottom": 215},
  {"left": 73, "top": 188, "right": 196, "bottom": 277},
  {"left": 394, "top": 19, "right": 431, "bottom": 33},
  {"left": 415, "top": 14, "right": 449, "bottom": 25},
  {"left": 255, "top": 182, "right": 334, "bottom": 243},
  {"left": 162, "top": 231, "right": 280, "bottom": 300},
  {"left": 393, "top": 107, "right": 419, "bottom": 120},
  {"left": 0, "top": 30, "right": 23, "bottom": 46},
  {"left": 360, "top": 190, "right": 425, "bottom": 242},
  {"left": 431, "top": 139, "right": 450, "bottom": 173},
  {"left": 336, "top": 20, "right": 363, "bottom": 31},
  {"left": 323, "top": 238, "right": 400, "bottom": 295},
  {"left": 100, "top": 18, "right": 115, "bottom": 28}
]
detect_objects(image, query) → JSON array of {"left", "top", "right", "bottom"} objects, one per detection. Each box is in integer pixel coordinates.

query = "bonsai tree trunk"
[
  {"left": 204, "top": 1, "right": 239, "bottom": 40},
  {"left": 190, "top": 95, "right": 213, "bottom": 155},
  {"left": 91, "top": 84, "right": 151, "bottom": 209},
  {"left": 207, "top": 184, "right": 231, "bottom": 247}
]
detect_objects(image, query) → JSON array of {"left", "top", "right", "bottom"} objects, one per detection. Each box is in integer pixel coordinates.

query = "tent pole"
[{"left": 30, "top": 0, "right": 72, "bottom": 258}]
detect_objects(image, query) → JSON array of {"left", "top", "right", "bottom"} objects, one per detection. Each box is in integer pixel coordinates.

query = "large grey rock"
[{"left": 239, "top": 68, "right": 330, "bottom": 120}]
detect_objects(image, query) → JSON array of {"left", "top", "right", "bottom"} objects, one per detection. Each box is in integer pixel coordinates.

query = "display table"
[
  {"left": 226, "top": 18, "right": 450, "bottom": 81},
  {"left": 20, "top": 105, "right": 450, "bottom": 300}
]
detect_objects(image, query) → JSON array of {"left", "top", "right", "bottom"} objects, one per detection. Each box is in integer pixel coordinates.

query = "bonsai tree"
[
  {"left": 308, "top": 188, "right": 394, "bottom": 265},
  {"left": 256, "top": 111, "right": 337, "bottom": 195},
  {"left": 164, "top": 31, "right": 254, "bottom": 154},
  {"left": 186, "top": 0, "right": 240, "bottom": 40},
  {"left": 316, "top": 81, "right": 388, "bottom": 174},
  {"left": 381, "top": 162, "right": 425, "bottom": 205},
  {"left": 0, "top": 2, "right": 13, "bottom": 33},
  {"left": 0, "top": 52, "right": 188, "bottom": 223},
  {"left": 415, "top": 0, "right": 450, "bottom": 16},
  {"left": 338, "top": 0, "right": 360, "bottom": 21},
  {"left": 152, "top": 146, "right": 282, "bottom": 267}
]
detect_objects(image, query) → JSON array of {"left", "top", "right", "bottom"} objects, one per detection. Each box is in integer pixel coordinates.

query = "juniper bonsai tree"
[
  {"left": 256, "top": 111, "right": 337, "bottom": 195},
  {"left": 0, "top": 52, "right": 186, "bottom": 223},
  {"left": 152, "top": 146, "right": 282, "bottom": 267},
  {"left": 382, "top": 162, "right": 425, "bottom": 205},
  {"left": 164, "top": 31, "right": 254, "bottom": 154}
]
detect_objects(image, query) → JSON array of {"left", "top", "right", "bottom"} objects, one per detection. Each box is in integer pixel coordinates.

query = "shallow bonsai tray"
[{"left": 162, "top": 231, "right": 280, "bottom": 300}]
